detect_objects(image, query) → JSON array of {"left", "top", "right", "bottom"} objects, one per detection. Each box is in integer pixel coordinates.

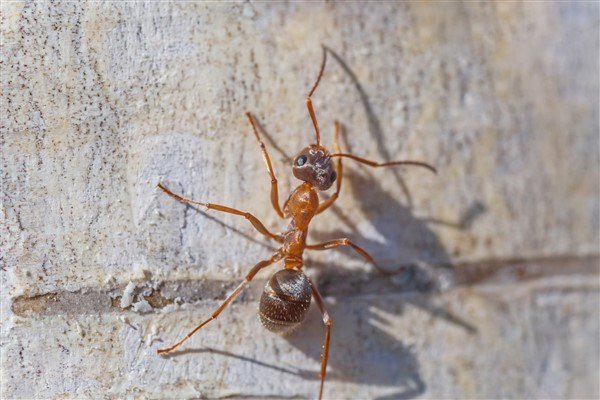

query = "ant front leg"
[
  {"left": 307, "top": 238, "right": 400, "bottom": 275},
  {"left": 317, "top": 121, "right": 343, "bottom": 215},
  {"left": 157, "top": 251, "right": 283, "bottom": 355},
  {"left": 306, "top": 276, "right": 332, "bottom": 400},
  {"left": 157, "top": 183, "right": 283, "bottom": 242},
  {"left": 245, "top": 112, "right": 285, "bottom": 218}
]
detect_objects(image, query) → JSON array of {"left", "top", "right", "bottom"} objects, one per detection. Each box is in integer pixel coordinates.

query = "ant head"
[{"left": 292, "top": 145, "right": 336, "bottom": 191}]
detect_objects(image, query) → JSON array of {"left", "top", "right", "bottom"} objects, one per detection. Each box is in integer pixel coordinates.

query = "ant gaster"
[{"left": 156, "top": 47, "right": 436, "bottom": 399}]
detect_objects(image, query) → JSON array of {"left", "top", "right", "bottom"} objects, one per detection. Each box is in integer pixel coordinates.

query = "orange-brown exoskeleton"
[{"left": 156, "top": 47, "right": 436, "bottom": 399}]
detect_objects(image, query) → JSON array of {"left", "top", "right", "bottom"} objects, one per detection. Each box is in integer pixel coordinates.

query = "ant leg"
[
  {"left": 157, "top": 251, "right": 283, "bottom": 355},
  {"left": 306, "top": 276, "right": 331, "bottom": 400},
  {"left": 316, "top": 121, "right": 343, "bottom": 215},
  {"left": 246, "top": 112, "right": 284, "bottom": 218},
  {"left": 306, "top": 46, "right": 327, "bottom": 146},
  {"left": 157, "top": 183, "right": 283, "bottom": 242},
  {"left": 307, "top": 238, "right": 398, "bottom": 275}
]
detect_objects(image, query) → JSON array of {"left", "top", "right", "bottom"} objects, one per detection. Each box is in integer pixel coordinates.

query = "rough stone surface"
[
  {"left": 3, "top": 275, "right": 599, "bottom": 399},
  {"left": 2, "top": 2, "right": 599, "bottom": 399}
]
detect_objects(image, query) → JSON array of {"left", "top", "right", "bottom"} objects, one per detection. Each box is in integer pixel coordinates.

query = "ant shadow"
[
  {"left": 279, "top": 47, "right": 484, "bottom": 397},
  {"left": 159, "top": 46, "right": 486, "bottom": 398}
]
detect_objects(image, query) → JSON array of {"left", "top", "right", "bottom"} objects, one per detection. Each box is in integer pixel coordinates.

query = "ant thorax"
[{"left": 283, "top": 182, "right": 319, "bottom": 228}]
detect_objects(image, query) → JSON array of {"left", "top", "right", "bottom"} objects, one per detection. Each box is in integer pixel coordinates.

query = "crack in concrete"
[{"left": 10, "top": 255, "right": 599, "bottom": 318}]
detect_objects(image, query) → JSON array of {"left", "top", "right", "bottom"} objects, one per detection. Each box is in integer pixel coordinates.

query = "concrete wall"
[{"left": 2, "top": 2, "right": 599, "bottom": 399}]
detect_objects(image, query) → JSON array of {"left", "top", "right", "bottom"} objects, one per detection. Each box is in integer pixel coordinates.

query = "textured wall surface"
[{"left": 2, "top": 2, "right": 599, "bottom": 399}]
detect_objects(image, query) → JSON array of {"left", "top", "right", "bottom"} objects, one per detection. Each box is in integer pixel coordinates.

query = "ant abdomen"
[{"left": 259, "top": 269, "right": 312, "bottom": 334}]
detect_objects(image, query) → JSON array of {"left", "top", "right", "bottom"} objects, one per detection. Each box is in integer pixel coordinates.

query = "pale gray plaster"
[{"left": 2, "top": 2, "right": 599, "bottom": 399}]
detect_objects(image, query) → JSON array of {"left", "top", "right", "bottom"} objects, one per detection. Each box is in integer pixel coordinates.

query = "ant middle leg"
[
  {"left": 246, "top": 112, "right": 285, "bottom": 218},
  {"left": 157, "top": 183, "right": 283, "bottom": 242},
  {"left": 157, "top": 250, "right": 283, "bottom": 355},
  {"left": 306, "top": 238, "right": 399, "bottom": 275}
]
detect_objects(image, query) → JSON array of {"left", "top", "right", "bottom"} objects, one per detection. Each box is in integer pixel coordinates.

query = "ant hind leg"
[
  {"left": 306, "top": 276, "right": 331, "bottom": 400},
  {"left": 157, "top": 251, "right": 283, "bottom": 355}
]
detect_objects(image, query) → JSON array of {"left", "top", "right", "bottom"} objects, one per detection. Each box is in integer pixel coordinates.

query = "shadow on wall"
[
  {"left": 159, "top": 47, "right": 485, "bottom": 398},
  {"left": 284, "top": 47, "right": 484, "bottom": 396},
  {"left": 311, "top": 46, "right": 485, "bottom": 273},
  {"left": 266, "top": 46, "right": 484, "bottom": 396},
  {"left": 283, "top": 176, "right": 480, "bottom": 396},
  {"left": 168, "top": 304, "right": 424, "bottom": 399}
]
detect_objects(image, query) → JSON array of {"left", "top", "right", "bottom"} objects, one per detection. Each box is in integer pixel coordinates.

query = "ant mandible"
[{"left": 156, "top": 47, "right": 436, "bottom": 399}]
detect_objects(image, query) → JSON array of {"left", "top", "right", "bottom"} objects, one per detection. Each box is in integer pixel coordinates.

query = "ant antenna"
[
  {"left": 306, "top": 46, "right": 327, "bottom": 146},
  {"left": 329, "top": 153, "right": 437, "bottom": 174},
  {"left": 308, "top": 46, "right": 327, "bottom": 98}
]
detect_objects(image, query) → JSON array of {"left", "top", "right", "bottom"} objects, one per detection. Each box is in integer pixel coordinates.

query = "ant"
[{"left": 156, "top": 47, "right": 436, "bottom": 399}]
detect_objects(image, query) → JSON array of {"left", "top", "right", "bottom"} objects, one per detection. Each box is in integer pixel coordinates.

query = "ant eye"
[
  {"left": 330, "top": 171, "right": 337, "bottom": 183},
  {"left": 296, "top": 155, "right": 307, "bottom": 166}
]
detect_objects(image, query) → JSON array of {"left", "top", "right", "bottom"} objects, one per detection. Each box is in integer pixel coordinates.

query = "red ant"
[{"left": 156, "top": 47, "right": 436, "bottom": 399}]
